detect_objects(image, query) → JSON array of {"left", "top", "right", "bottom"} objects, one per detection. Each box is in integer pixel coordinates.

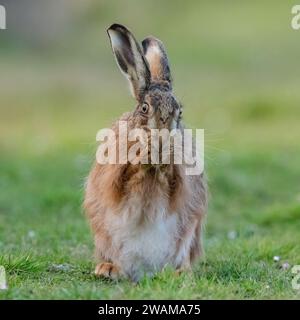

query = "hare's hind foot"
[{"left": 95, "top": 262, "right": 120, "bottom": 280}]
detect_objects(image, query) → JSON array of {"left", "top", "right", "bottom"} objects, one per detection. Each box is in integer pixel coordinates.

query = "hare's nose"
[{"left": 160, "top": 116, "right": 169, "bottom": 124}]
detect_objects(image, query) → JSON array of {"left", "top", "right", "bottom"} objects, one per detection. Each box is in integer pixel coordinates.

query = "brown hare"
[{"left": 84, "top": 24, "right": 207, "bottom": 281}]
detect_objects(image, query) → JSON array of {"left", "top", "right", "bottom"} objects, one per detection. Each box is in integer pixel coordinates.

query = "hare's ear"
[
  {"left": 107, "top": 24, "right": 151, "bottom": 102},
  {"left": 142, "top": 37, "right": 172, "bottom": 87}
]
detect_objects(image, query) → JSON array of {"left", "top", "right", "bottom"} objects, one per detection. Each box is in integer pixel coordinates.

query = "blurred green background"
[{"left": 0, "top": 0, "right": 300, "bottom": 299}]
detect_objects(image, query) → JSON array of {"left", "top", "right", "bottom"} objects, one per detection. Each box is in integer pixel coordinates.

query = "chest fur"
[{"left": 106, "top": 195, "right": 179, "bottom": 278}]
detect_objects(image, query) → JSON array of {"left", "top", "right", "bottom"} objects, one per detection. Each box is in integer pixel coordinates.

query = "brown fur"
[{"left": 84, "top": 24, "right": 208, "bottom": 281}]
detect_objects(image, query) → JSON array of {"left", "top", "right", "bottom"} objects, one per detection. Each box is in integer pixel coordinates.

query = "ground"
[{"left": 0, "top": 1, "right": 300, "bottom": 299}]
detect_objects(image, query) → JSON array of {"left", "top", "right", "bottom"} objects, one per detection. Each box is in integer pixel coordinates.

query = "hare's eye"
[{"left": 141, "top": 103, "right": 149, "bottom": 114}]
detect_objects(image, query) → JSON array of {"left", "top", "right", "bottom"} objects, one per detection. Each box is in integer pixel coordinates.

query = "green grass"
[
  {"left": 0, "top": 151, "right": 299, "bottom": 299},
  {"left": 1, "top": 1, "right": 300, "bottom": 299}
]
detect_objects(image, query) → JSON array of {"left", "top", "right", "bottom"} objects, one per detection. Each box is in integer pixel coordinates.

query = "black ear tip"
[
  {"left": 142, "top": 36, "right": 156, "bottom": 45},
  {"left": 141, "top": 38, "right": 150, "bottom": 50},
  {"left": 107, "top": 23, "right": 129, "bottom": 34},
  {"left": 142, "top": 36, "right": 164, "bottom": 52}
]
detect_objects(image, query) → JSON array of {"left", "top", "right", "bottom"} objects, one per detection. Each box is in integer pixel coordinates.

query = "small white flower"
[
  {"left": 227, "top": 230, "right": 237, "bottom": 240},
  {"left": 281, "top": 262, "right": 290, "bottom": 270},
  {"left": 28, "top": 230, "right": 36, "bottom": 238}
]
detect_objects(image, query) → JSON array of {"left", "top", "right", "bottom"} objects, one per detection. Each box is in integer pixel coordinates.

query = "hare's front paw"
[{"left": 94, "top": 262, "right": 120, "bottom": 280}]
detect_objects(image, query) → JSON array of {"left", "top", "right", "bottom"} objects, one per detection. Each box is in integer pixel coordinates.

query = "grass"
[
  {"left": 1, "top": 1, "right": 300, "bottom": 299},
  {"left": 0, "top": 150, "right": 299, "bottom": 299}
]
